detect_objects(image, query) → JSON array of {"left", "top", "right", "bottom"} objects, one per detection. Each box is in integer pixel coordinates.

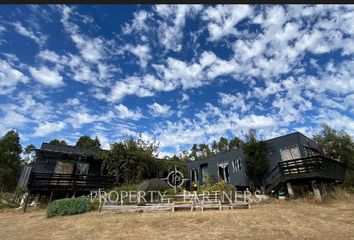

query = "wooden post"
[
  {"left": 287, "top": 182, "right": 294, "bottom": 199},
  {"left": 49, "top": 191, "right": 54, "bottom": 204},
  {"left": 311, "top": 181, "right": 322, "bottom": 202},
  {"left": 23, "top": 191, "right": 30, "bottom": 213},
  {"left": 320, "top": 182, "right": 327, "bottom": 198}
]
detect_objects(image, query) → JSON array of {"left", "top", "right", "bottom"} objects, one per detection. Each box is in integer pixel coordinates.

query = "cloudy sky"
[{"left": 0, "top": 5, "right": 353, "bottom": 155}]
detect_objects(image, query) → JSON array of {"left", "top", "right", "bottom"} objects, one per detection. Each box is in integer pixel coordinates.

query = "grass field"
[{"left": 0, "top": 199, "right": 354, "bottom": 240}]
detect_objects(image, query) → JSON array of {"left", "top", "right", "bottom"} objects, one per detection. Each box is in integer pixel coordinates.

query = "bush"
[
  {"left": 46, "top": 196, "right": 91, "bottom": 218},
  {"left": 138, "top": 178, "right": 170, "bottom": 192},
  {"left": 197, "top": 182, "right": 235, "bottom": 194}
]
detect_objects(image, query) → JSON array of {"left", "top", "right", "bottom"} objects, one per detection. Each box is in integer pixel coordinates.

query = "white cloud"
[
  {"left": 122, "top": 10, "right": 150, "bottom": 34},
  {"left": 202, "top": 5, "right": 253, "bottom": 41},
  {"left": 65, "top": 98, "right": 80, "bottom": 106},
  {"left": 124, "top": 44, "right": 151, "bottom": 68},
  {"left": 148, "top": 103, "right": 173, "bottom": 117},
  {"left": 155, "top": 4, "right": 203, "bottom": 51},
  {"left": 115, "top": 104, "right": 143, "bottom": 120},
  {"left": 37, "top": 49, "right": 62, "bottom": 63},
  {"left": 33, "top": 121, "right": 66, "bottom": 137},
  {"left": 219, "top": 92, "right": 250, "bottom": 113},
  {"left": 0, "top": 59, "right": 29, "bottom": 94},
  {"left": 29, "top": 66, "right": 65, "bottom": 87},
  {"left": 13, "top": 22, "right": 47, "bottom": 47}
]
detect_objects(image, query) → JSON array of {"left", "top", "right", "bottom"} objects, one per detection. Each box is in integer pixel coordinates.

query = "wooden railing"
[
  {"left": 265, "top": 155, "right": 347, "bottom": 187},
  {"left": 28, "top": 172, "right": 116, "bottom": 192}
]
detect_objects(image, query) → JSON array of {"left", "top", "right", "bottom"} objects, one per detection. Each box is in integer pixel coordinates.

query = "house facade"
[
  {"left": 187, "top": 132, "right": 347, "bottom": 194},
  {"left": 22, "top": 143, "right": 115, "bottom": 202}
]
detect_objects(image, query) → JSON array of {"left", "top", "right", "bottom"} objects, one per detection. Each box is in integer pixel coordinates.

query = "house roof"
[{"left": 38, "top": 143, "right": 102, "bottom": 156}]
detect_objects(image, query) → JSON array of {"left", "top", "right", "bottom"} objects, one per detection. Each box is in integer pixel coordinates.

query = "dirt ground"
[{"left": 0, "top": 199, "right": 354, "bottom": 240}]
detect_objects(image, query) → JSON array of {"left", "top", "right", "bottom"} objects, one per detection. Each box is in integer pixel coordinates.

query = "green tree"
[
  {"left": 242, "top": 128, "right": 268, "bottom": 190},
  {"left": 190, "top": 144, "right": 199, "bottom": 161},
  {"left": 211, "top": 140, "right": 219, "bottom": 154},
  {"left": 229, "top": 136, "right": 243, "bottom": 150},
  {"left": 0, "top": 130, "right": 22, "bottom": 191},
  {"left": 218, "top": 137, "right": 229, "bottom": 153},
  {"left": 199, "top": 143, "right": 212, "bottom": 158},
  {"left": 23, "top": 144, "right": 36, "bottom": 164},
  {"left": 49, "top": 139, "right": 67, "bottom": 145},
  {"left": 101, "top": 135, "right": 159, "bottom": 184},
  {"left": 313, "top": 123, "right": 354, "bottom": 186},
  {"left": 75, "top": 136, "right": 101, "bottom": 149}
]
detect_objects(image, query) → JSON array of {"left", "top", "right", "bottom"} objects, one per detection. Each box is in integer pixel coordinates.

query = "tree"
[
  {"left": 0, "top": 130, "right": 22, "bottom": 191},
  {"left": 242, "top": 128, "right": 268, "bottom": 190},
  {"left": 75, "top": 136, "right": 101, "bottom": 149},
  {"left": 229, "top": 136, "right": 243, "bottom": 150},
  {"left": 190, "top": 144, "right": 198, "bottom": 161},
  {"left": 218, "top": 137, "right": 229, "bottom": 153},
  {"left": 211, "top": 140, "right": 219, "bottom": 154},
  {"left": 313, "top": 123, "right": 354, "bottom": 186},
  {"left": 23, "top": 144, "right": 36, "bottom": 164},
  {"left": 49, "top": 139, "right": 67, "bottom": 145},
  {"left": 101, "top": 135, "right": 159, "bottom": 184},
  {"left": 199, "top": 143, "right": 212, "bottom": 158}
]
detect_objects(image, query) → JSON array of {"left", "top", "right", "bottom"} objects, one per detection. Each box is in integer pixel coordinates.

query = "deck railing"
[
  {"left": 28, "top": 172, "right": 116, "bottom": 192},
  {"left": 265, "top": 155, "right": 347, "bottom": 187}
]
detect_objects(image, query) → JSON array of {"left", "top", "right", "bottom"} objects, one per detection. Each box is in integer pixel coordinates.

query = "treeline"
[
  {"left": 190, "top": 136, "right": 243, "bottom": 160},
  {"left": 1, "top": 123, "right": 354, "bottom": 192}
]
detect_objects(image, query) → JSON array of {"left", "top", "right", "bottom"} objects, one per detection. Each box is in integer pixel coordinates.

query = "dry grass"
[{"left": 0, "top": 200, "right": 354, "bottom": 240}]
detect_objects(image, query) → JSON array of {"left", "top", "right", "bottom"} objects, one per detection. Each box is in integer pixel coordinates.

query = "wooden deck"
[
  {"left": 265, "top": 155, "right": 347, "bottom": 193},
  {"left": 27, "top": 172, "right": 116, "bottom": 193}
]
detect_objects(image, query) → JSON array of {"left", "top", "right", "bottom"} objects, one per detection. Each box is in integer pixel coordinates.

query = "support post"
[
  {"left": 23, "top": 191, "right": 30, "bottom": 213},
  {"left": 287, "top": 182, "right": 294, "bottom": 199},
  {"left": 311, "top": 180, "right": 322, "bottom": 202},
  {"left": 49, "top": 191, "right": 54, "bottom": 204},
  {"left": 320, "top": 182, "right": 327, "bottom": 198}
]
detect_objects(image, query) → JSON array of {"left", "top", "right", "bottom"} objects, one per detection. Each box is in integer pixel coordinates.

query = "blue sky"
[{"left": 0, "top": 5, "right": 353, "bottom": 155}]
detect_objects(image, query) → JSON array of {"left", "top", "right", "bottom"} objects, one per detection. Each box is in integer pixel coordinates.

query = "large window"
[
  {"left": 191, "top": 168, "right": 198, "bottom": 183},
  {"left": 76, "top": 163, "right": 89, "bottom": 175},
  {"left": 200, "top": 164, "right": 209, "bottom": 185},
  {"left": 54, "top": 161, "right": 74, "bottom": 174},
  {"left": 280, "top": 145, "right": 301, "bottom": 161},
  {"left": 217, "top": 162, "right": 230, "bottom": 183},
  {"left": 232, "top": 158, "right": 242, "bottom": 172}
]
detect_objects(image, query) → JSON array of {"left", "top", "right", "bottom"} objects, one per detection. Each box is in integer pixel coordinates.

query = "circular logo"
[{"left": 161, "top": 167, "right": 189, "bottom": 189}]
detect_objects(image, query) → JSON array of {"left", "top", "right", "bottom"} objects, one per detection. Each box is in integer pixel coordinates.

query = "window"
[
  {"left": 200, "top": 164, "right": 209, "bottom": 185},
  {"left": 217, "top": 162, "right": 230, "bottom": 183},
  {"left": 76, "top": 163, "right": 89, "bottom": 175},
  {"left": 280, "top": 146, "right": 301, "bottom": 161},
  {"left": 191, "top": 168, "right": 198, "bottom": 183},
  {"left": 232, "top": 158, "right": 242, "bottom": 172},
  {"left": 304, "top": 146, "right": 319, "bottom": 157},
  {"left": 54, "top": 161, "right": 74, "bottom": 174}
]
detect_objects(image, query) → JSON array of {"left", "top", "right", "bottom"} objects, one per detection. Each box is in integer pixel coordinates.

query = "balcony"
[
  {"left": 265, "top": 155, "right": 347, "bottom": 193},
  {"left": 28, "top": 172, "right": 116, "bottom": 193}
]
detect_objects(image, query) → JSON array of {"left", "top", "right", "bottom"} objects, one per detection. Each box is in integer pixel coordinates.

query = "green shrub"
[
  {"left": 197, "top": 182, "right": 235, "bottom": 194},
  {"left": 46, "top": 196, "right": 91, "bottom": 218},
  {"left": 138, "top": 178, "right": 170, "bottom": 192}
]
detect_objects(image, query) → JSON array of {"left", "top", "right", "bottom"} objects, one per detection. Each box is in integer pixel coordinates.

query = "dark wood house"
[
  {"left": 22, "top": 143, "right": 115, "bottom": 202},
  {"left": 187, "top": 132, "right": 347, "bottom": 199}
]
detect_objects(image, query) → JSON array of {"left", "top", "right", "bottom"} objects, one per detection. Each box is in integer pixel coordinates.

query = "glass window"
[
  {"left": 217, "top": 162, "right": 230, "bottom": 183},
  {"left": 232, "top": 158, "right": 242, "bottom": 172},
  {"left": 54, "top": 161, "right": 74, "bottom": 174},
  {"left": 280, "top": 146, "right": 301, "bottom": 161},
  {"left": 76, "top": 163, "right": 89, "bottom": 175},
  {"left": 191, "top": 168, "right": 198, "bottom": 182}
]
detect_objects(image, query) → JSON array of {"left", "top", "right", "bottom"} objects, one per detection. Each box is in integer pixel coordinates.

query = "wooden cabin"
[
  {"left": 23, "top": 143, "right": 115, "bottom": 201},
  {"left": 187, "top": 132, "right": 347, "bottom": 198}
]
